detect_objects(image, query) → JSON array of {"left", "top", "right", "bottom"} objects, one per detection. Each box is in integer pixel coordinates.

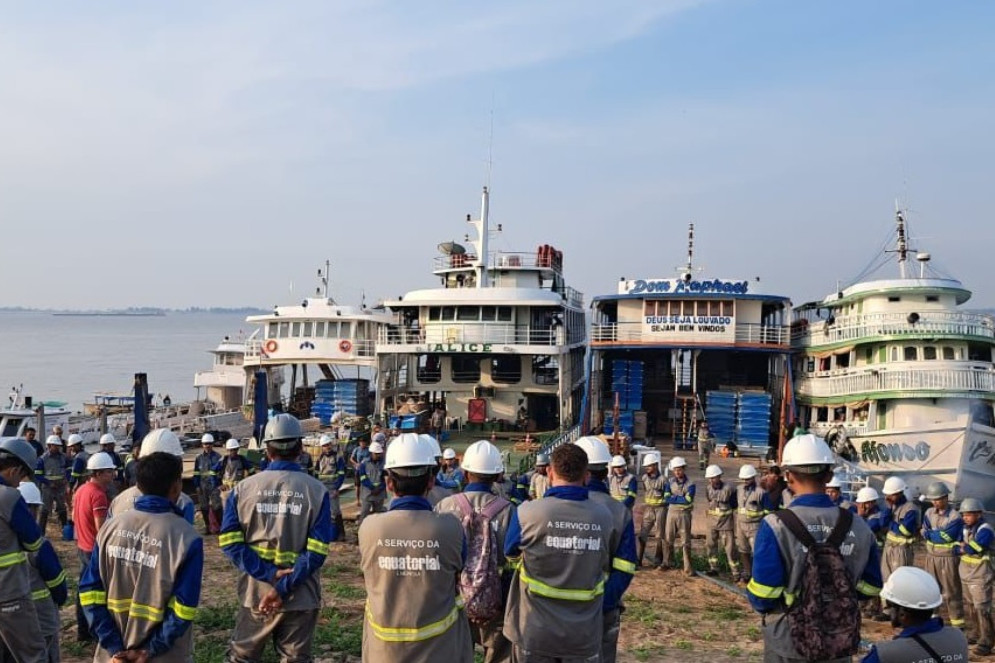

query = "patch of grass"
[
  {"left": 672, "top": 604, "right": 691, "bottom": 614},
  {"left": 329, "top": 583, "right": 365, "bottom": 600},
  {"left": 325, "top": 561, "right": 361, "bottom": 577},
  {"left": 631, "top": 644, "right": 666, "bottom": 661},
  {"left": 196, "top": 602, "right": 238, "bottom": 632},
  {"left": 745, "top": 625, "right": 761, "bottom": 641},
  {"left": 701, "top": 631, "right": 716, "bottom": 642},
  {"left": 314, "top": 607, "right": 362, "bottom": 656},
  {"left": 714, "top": 605, "right": 746, "bottom": 621},
  {"left": 194, "top": 634, "right": 230, "bottom": 663},
  {"left": 62, "top": 639, "right": 92, "bottom": 658},
  {"left": 675, "top": 639, "right": 693, "bottom": 650},
  {"left": 727, "top": 645, "right": 743, "bottom": 657},
  {"left": 624, "top": 597, "right": 662, "bottom": 625}
]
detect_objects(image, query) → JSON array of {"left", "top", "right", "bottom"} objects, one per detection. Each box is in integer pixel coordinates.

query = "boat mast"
[
  {"left": 684, "top": 222, "right": 695, "bottom": 278},
  {"left": 468, "top": 186, "right": 490, "bottom": 289},
  {"left": 318, "top": 260, "right": 334, "bottom": 302},
  {"left": 895, "top": 203, "right": 908, "bottom": 279}
]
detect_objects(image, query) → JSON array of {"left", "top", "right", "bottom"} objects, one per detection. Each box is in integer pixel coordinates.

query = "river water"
[{"left": 0, "top": 311, "right": 252, "bottom": 412}]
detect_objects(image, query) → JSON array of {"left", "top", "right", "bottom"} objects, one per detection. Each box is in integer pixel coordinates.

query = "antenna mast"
[
  {"left": 895, "top": 203, "right": 908, "bottom": 279},
  {"left": 685, "top": 223, "right": 695, "bottom": 276}
]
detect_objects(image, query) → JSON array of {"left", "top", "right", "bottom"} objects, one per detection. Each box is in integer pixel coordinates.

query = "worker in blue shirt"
[
  {"left": 663, "top": 456, "right": 696, "bottom": 575},
  {"left": 608, "top": 455, "right": 637, "bottom": 510},
  {"left": 958, "top": 497, "right": 994, "bottom": 656},
  {"left": 921, "top": 481, "right": 965, "bottom": 629}
]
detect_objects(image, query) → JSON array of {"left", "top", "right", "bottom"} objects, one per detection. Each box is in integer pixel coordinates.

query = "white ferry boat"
[
  {"left": 375, "top": 187, "right": 587, "bottom": 434},
  {"left": 792, "top": 209, "right": 995, "bottom": 505},
  {"left": 241, "top": 263, "right": 394, "bottom": 423},
  {"left": 192, "top": 334, "right": 285, "bottom": 411},
  {"left": 0, "top": 387, "right": 71, "bottom": 438},
  {"left": 586, "top": 225, "right": 793, "bottom": 455}
]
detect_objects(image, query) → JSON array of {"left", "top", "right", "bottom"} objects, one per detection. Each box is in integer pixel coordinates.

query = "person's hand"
[
  {"left": 258, "top": 588, "right": 283, "bottom": 616},
  {"left": 274, "top": 568, "right": 293, "bottom": 580}
]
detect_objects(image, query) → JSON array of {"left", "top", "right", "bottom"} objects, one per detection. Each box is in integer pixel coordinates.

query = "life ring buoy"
[
  {"left": 264, "top": 340, "right": 278, "bottom": 354},
  {"left": 338, "top": 339, "right": 353, "bottom": 353}
]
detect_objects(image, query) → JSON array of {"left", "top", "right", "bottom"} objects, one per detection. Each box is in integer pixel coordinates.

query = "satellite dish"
[{"left": 438, "top": 241, "right": 466, "bottom": 256}]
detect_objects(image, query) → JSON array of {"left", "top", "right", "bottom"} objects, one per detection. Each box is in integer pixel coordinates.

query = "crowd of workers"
[{"left": 0, "top": 421, "right": 990, "bottom": 662}]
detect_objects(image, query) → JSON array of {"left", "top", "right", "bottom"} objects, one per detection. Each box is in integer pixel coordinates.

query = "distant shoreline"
[{"left": 52, "top": 312, "right": 167, "bottom": 317}]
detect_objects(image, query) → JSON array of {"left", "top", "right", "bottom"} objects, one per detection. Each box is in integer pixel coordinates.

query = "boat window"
[
  {"left": 429, "top": 307, "right": 441, "bottom": 321},
  {"left": 355, "top": 323, "right": 367, "bottom": 341},
  {"left": 532, "top": 355, "right": 558, "bottom": 385},
  {"left": 805, "top": 358, "right": 815, "bottom": 373},
  {"left": 497, "top": 307, "right": 513, "bottom": 322},
  {"left": 481, "top": 307, "right": 496, "bottom": 321},
  {"left": 818, "top": 357, "right": 830, "bottom": 372},
  {"left": 458, "top": 306, "right": 480, "bottom": 321},
  {"left": 451, "top": 355, "right": 481, "bottom": 383},
  {"left": 267, "top": 322, "right": 278, "bottom": 338},
  {"left": 278, "top": 322, "right": 290, "bottom": 338},
  {"left": 1, "top": 418, "right": 22, "bottom": 437},
  {"left": 303, "top": 321, "right": 313, "bottom": 337},
  {"left": 291, "top": 322, "right": 301, "bottom": 337},
  {"left": 942, "top": 346, "right": 955, "bottom": 360},
  {"left": 815, "top": 407, "right": 829, "bottom": 423},
  {"left": 864, "top": 347, "right": 874, "bottom": 363},
  {"left": 644, "top": 301, "right": 658, "bottom": 316},
  {"left": 326, "top": 322, "right": 340, "bottom": 338},
  {"left": 835, "top": 352, "right": 850, "bottom": 369},
  {"left": 890, "top": 347, "right": 898, "bottom": 362},
  {"left": 903, "top": 346, "right": 917, "bottom": 361},
  {"left": 926, "top": 295, "right": 939, "bottom": 303},
  {"left": 492, "top": 356, "right": 521, "bottom": 384},
  {"left": 441, "top": 307, "right": 456, "bottom": 321},
  {"left": 709, "top": 301, "right": 721, "bottom": 316},
  {"left": 722, "top": 301, "right": 733, "bottom": 316},
  {"left": 416, "top": 355, "right": 441, "bottom": 383},
  {"left": 968, "top": 343, "right": 991, "bottom": 362},
  {"left": 888, "top": 296, "right": 901, "bottom": 303},
  {"left": 923, "top": 346, "right": 937, "bottom": 360},
  {"left": 315, "top": 321, "right": 326, "bottom": 337}
]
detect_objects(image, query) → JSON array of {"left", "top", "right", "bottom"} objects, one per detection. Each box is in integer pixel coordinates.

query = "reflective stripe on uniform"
[
  {"left": 107, "top": 598, "right": 165, "bottom": 622},
  {"left": 886, "top": 532, "right": 915, "bottom": 545},
  {"left": 250, "top": 545, "right": 298, "bottom": 565},
  {"left": 969, "top": 539, "right": 985, "bottom": 553},
  {"left": 738, "top": 508, "right": 765, "bottom": 518},
  {"left": 79, "top": 590, "right": 107, "bottom": 606},
  {"left": 669, "top": 504, "right": 693, "bottom": 511},
  {"left": 612, "top": 557, "right": 637, "bottom": 574},
  {"left": 22, "top": 538, "right": 42, "bottom": 553},
  {"left": 961, "top": 555, "right": 991, "bottom": 565},
  {"left": 306, "top": 538, "right": 329, "bottom": 556},
  {"left": 644, "top": 498, "right": 665, "bottom": 506},
  {"left": 365, "top": 599, "right": 463, "bottom": 642},
  {"left": 856, "top": 581, "right": 880, "bottom": 597},
  {"left": 31, "top": 588, "right": 51, "bottom": 601},
  {"left": 219, "top": 532, "right": 245, "bottom": 547},
  {"left": 46, "top": 571, "right": 66, "bottom": 588},
  {"left": 746, "top": 578, "right": 783, "bottom": 600},
  {"left": 168, "top": 597, "right": 198, "bottom": 621},
  {"left": 708, "top": 509, "right": 733, "bottom": 516},
  {"left": 926, "top": 542, "right": 956, "bottom": 551},
  {"left": 518, "top": 567, "right": 605, "bottom": 601},
  {"left": 0, "top": 551, "right": 27, "bottom": 568}
]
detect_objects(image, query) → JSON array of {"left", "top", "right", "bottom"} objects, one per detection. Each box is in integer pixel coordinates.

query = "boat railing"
[
  {"left": 432, "top": 251, "right": 563, "bottom": 273},
  {"left": 515, "top": 424, "right": 582, "bottom": 474},
  {"left": 244, "top": 338, "right": 375, "bottom": 358},
  {"left": 378, "top": 324, "right": 567, "bottom": 346},
  {"left": 792, "top": 310, "right": 995, "bottom": 345},
  {"left": 808, "top": 420, "right": 870, "bottom": 438},
  {"left": 796, "top": 362, "right": 995, "bottom": 398},
  {"left": 590, "top": 322, "right": 789, "bottom": 345}
]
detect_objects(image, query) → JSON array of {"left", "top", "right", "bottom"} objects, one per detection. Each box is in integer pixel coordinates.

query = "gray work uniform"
[
  {"left": 38, "top": 451, "right": 69, "bottom": 533},
  {"left": 697, "top": 431, "right": 713, "bottom": 469},
  {"left": 89, "top": 507, "right": 201, "bottom": 663},
  {"left": 436, "top": 488, "right": 515, "bottom": 663},
  {"left": 0, "top": 482, "right": 47, "bottom": 663},
  {"left": 219, "top": 455, "right": 253, "bottom": 503},
  {"left": 359, "top": 503, "right": 472, "bottom": 663},
  {"left": 960, "top": 521, "right": 994, "bottom": 650},
  {"left": 868, "top": 623, "right": 968, "bottom": 662},
  {"left": 27, "top": 543, "right": 62, "bottom": 662},
  {"left": 757, "top": 504, "right": 879, "bottom": 662},
  {"left": 705, "top": 480, "right": 738, "bottom": 575},
  {"left": 110, "top": 486, "right": 195, "bottom": 521},
  {"left": 426, "top": 484, "right": 451, "bottom": 508},
  {"left": 587, "top": 487, "right": 634, "bottom": 663},
  {"left": 608, "top": 472, "right": 636, "bottom": 508},
  {"left": 358, "top": 458, "right": 386, "bottom": 522},
  {"left": 881, "top": 499, "right": 919, "bottom": 582},
  {"left": 735, "top": 482, "right": 767, "bottom": 555},
  {"left": 503, "top": 492, "right": 616, "bottom": 662},
  {"left": 640, "top": 472, "right": 667, "bottom": 563},
  {"left": 923, "top": 506, "right": 965, "bottom": 629},
  {"left": 528, "top": 472, "right": 550, "bottom": 501},
  {"left": 225, "top": 467, "right": 330, "bottom": 662},
  {"left": 316, "top": 452, "right": 344, "bottom": 517},
  {"left": 194, "top": 450, "right": 222, "bottom": 514},
  {"left": 663, "top": 476, "right": 694, "bottom": 573}
]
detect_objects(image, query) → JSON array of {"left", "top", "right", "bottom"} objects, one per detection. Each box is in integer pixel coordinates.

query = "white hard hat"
[
  {"left": 609, "top": 455, "right": 627, "bottom": 468},
  {"left": 705, "top": 464, "right": 723, "bottom": 479},
  {"left": 139, "top": 429, "right": 183, "bottom": 458},
  {"left": 670, "top": 456, "right": 687, "bottom": 469},
  {"left": 17, "top": 481, "right": 43, "bottom": 505},
  {"left": 781, "top": 434, "right": 835, "bottom": 470},
  {"left": 882, "top": 476, "right": 907, "bottom": 496},
  {"left": 574, "top": 436, "right": 612, "bottom": 467},
  {"left": 642, "top": 451, "right": 661, "bottom": 468},
  {"left": 369, "top": 442, "right": 385, "bottom": 454},
  {"left": 442, "top": 448, "right": 457, "bottom": 460},
  {"left": 68, "top": 434, "right": 84, "bottom": 447},
  {"left": 87, "top": 452, "right": 117, "bottom": 471},
  {"left": 384, "top": 434, "right": 435, "bottom": 470},
  {"left": 826, "top": 474, "right": 843, "bottom": 489},
  {"left": 419, "top": 434, "right": 442, "bottom": 458},
  {"left": 880, "top": 566, "right": 942, "bottom": 610},
  {"left": 201, "top": 433, "right": 215, "bottom": 445},
  {"left": 461, "top": 440, "right": 504, "bottom": 474},
  {"left": 225, "top": 439, "right": 241, "bottom": 451},
  {"left": 99, "top": 433, "right": 117, "bottom": 446},
  {"left": 739, "top": 465, "right": 758, "bottom": 480},
  {"left": 856, "top": 487, "right": 880, "bottom": 504},
  {"left": 46, "top": 435, "right": 61, "bottom": 446},
  {"left": 319, "top": 434, "right": 333, "bottom": 447}
]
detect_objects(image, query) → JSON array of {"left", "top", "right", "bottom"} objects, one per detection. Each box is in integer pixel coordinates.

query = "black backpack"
[{"left": 773, "top": 508, "right": 861, "bottom": 661}]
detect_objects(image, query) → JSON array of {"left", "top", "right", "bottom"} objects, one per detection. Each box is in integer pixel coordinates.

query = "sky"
[{"left": 1, "top": 0, "right": 993, "bottom": 310}]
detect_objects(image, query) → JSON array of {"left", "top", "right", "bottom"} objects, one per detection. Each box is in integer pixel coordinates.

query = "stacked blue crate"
[
  {"left": 737, "top": 392, "right": 772, "bottom": 451},
  {"left": 311, "top": 379, "right": 336, "bottom": 425},
  {"left": 603, "top": 411, "right": 635, "bottom": 438},
  {"left": 705, "top": 391, "right": 737, "bottom": 446},
  {"left": 627, "top": 361, "right": 643, "bottom": 411},
  {"left": 311, "top": 379, "right": 370, "bottom": 424}
]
